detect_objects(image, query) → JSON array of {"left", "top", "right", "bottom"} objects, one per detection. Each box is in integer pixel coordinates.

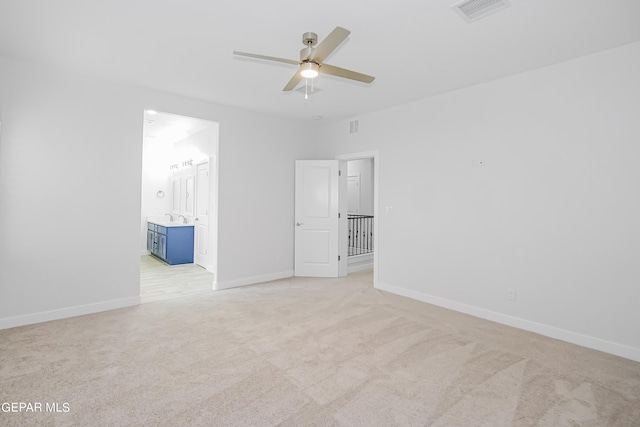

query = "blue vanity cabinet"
[
  {"left": 147, "top": 227, "right": 155, "bottom": 253},
  {"left": 147, "top": 222, "right": 193, "bottom": 265},
  {"left": 156, "top": 226, "right": 168, "bottom": 260}
]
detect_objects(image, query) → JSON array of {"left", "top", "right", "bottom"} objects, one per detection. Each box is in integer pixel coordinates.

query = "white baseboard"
[
  {"left": 214, "top": 270, "right": 294, "bottom": 290},
  {"left": 348, "top": 263, "right": 374, "bottom": 274},
  {"left": 0, "top": 296, "right": 141, "bottom": 331},
  {"left": 140, "top": 249, "right": 150, "bottom": 256},
  {"left": 376, "top": 282, "right": 640, "bottom": 363}
]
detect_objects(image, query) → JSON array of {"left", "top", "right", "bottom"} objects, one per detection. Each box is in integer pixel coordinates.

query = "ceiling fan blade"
[
  {"left": 320, "top": 64, "right": 375, "bottom": 84},
  {"left": 233, "top": 51, "right": 299, "bottom": 66},
  {"left": 310, "top": 27, "right": 350, "bottom": 63},
  {"left": 283, "top": 69, "right": 304, "bottom": 91}
]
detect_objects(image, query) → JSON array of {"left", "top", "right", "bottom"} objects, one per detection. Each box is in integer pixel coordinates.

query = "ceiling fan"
[{"left": 233, "top": 26, "right": 375, "bottom": 91}]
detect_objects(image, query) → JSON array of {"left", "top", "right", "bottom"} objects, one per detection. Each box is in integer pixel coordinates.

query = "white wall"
[
  {"left": 316, "top": 41, "right": 640, "bottom": 361},
  {"left": 0, "top": 55, "right": 314, "bottom": 327},
  {"left": 214, "top": 111, "right": 317, "bottom": 288},
  {"left": 172, "top": 123, "right": 219, "bottom": 173},
  {"left": 141, "top": 134, "right": 174, "bottom": 251}
]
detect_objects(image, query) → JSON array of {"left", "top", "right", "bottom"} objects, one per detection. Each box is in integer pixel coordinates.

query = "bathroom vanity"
[{"left": 147, "top": 221, "right": 194, "bottom": 265}]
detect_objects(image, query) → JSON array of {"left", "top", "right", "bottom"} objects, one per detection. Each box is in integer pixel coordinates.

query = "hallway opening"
[{"left": 337, "top": 151, "right": 379, "bottom": 283}]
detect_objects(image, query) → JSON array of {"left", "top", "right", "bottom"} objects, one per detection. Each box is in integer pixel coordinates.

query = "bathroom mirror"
[
  {"left": 172, "top": 177, "right": 181, "bottom": 214},
  {"left": 184, "top": 175, "right": 195, "bottom": 216}
]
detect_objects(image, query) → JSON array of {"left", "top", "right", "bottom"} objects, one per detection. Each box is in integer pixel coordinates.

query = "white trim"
[
  {"left": 375, "top": 281, "right": 640, "bottom": 363},
  {"left": 214, "top": 270, "right": 294, "bottom": 290},
  {"left": 338, "top": 161, "right": 348, "bottom": 277},
  {"left": 0, "top": 296, "right": 141, "bottom": 331},
  {"left": 141, "top": 249, "right": 150, "bottom": 256},
  {"left": 210, "top": 153, "right": 220, "bottom": 285}
]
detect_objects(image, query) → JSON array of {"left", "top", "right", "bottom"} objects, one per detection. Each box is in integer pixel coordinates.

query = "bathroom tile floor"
[{"left": 140, "top": 255, "right": 214, "bottom": 303}]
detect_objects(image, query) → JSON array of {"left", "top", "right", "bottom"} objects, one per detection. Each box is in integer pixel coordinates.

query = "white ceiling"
[
  {"left": 1, "top": 0, "right": 639, "bottom": 123},
  {"left": 143, "top": 110, "right": 215, "bottom": 145}
]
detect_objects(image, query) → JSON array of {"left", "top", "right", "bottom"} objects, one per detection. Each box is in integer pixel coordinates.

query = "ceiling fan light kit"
[
  {"left": 300, "top": 62, "right": 319, "bottom": 79},
  {"left": 233, "top": 26, "right": 375, "bottom": 93}
]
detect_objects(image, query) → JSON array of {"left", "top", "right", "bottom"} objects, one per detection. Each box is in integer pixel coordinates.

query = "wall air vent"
[
  {"left": 349, "top": 120, "right": 359, "bottom": 134},
  {"left": 452, "top": 0, "right": 510, "bottom": 22}
]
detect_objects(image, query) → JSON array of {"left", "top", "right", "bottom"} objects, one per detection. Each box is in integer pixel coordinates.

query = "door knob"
[{"left": 296, "top": 222, "right": 304, "bottom": 226}]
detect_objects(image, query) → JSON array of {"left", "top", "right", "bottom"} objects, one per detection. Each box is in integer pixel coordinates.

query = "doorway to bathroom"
[{"left": 140, "top": 110, "right": 219, "bottom": 301}]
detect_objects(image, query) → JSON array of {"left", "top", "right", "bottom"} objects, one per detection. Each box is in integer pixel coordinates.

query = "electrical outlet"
[{"left": 507, "top": 288, "right": 516, "bottom": 302}]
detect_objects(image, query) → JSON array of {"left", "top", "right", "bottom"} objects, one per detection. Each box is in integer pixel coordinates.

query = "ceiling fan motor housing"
[{"left": 302, "top": 32, "right": 318, "bottom": 46}]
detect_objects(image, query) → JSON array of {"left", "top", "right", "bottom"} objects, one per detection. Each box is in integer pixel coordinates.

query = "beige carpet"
[{"left": 1, "top": 270, "right": 639, "bottom": 426}]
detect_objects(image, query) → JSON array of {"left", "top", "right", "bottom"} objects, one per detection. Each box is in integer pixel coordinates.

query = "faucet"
[
  {"left": 165, "top": 213, "right": 174, "bottom": 222},
  {"left": 177, "top": 215, "right": 187, "bottom": 224}
]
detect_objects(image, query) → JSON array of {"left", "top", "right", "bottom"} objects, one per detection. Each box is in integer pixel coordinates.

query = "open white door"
[
  {"left": 295, "top": 160, "right": 346, "bottom": 277},
  {"left": 194, "top": 161, "right": 210, "bottom": 268}
]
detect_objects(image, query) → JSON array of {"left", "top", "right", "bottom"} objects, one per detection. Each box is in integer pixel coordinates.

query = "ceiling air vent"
[{"left": 452, "top": 0, "right": 510, "bottom": 22}]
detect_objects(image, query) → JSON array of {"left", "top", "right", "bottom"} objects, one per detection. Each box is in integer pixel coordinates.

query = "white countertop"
[{"left": 147, "top": 217, "right": 193, "bottom": 227}]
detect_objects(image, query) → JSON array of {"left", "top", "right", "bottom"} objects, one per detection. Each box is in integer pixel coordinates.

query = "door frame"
[
  {"left": 335, "top": 150, "right": 379, "bottom": 286},
  {"left": 208, "top": 153, "right": 219, "bottom": 280},
  {"left": 139, "top": 111, "right": 220, "bottom": 290},
  {"left": 194, "top": 159, "right": 211, "bottom": 269}
]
